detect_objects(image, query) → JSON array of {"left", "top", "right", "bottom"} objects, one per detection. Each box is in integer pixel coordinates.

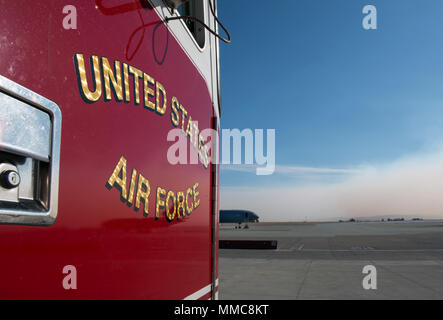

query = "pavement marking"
[
  {"left": 288, "top": 248, "right": 443, "bottom": 252},
  {"left": 276, "top": 243, "right": 305, "bottom": 252},
  {"left": 295, "top": 260, "right": 312, "bottom": 300},
  {"left": 271, "top": 246, "right": 443, "bottom": 253}
]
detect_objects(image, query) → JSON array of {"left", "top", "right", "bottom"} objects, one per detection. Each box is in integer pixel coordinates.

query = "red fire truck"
[{"left": 0, "top": 0, "right": 226, "bottom": 299}]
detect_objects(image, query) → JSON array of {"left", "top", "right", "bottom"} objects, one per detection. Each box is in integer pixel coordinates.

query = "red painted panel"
[{"left": 0, "top": 0, "right": 215, "bottom": 299}]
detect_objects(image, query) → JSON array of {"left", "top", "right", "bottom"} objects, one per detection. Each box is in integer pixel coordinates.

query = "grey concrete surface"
[{"left": 219, "top": 221, "right": 443, "bottom": 299}]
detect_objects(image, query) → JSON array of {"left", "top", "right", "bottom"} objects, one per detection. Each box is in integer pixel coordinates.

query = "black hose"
[{"left": 165, "top": 0, "right": 231, "bottom": 43}]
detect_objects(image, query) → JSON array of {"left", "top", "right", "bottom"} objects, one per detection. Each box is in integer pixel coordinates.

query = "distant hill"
[{"left": 335, "top": 214, "right": 431, "bottom": 222}]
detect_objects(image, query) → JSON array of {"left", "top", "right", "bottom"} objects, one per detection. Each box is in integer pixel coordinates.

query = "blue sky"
[
  {"left": 217, "top": 1, "right": 443, "bottom": 219},
  {"left": 219, "top": 0, "right": 443, "bottom": 184}
]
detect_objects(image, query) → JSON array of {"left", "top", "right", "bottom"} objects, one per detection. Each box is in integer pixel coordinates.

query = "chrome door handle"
[{"left": 0, "top": 75, "right": 61, "bottom": 226}]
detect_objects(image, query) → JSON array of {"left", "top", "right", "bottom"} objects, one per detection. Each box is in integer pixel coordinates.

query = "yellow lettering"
[
  {"left": 186, "top": 188, "right": 194, "bottom": 216},
  {"left": 193, "top": 183, "right": 200, "bottom": 209},
  {"left": 74, "top": 53, "right": 102, "bottom": 103},
  {"left": 156, "top": 81, "right": 167, "bottom": 115},
  {"left": 106, "top": 156, "right": 127, "bottom": 201},
  {"left": 179, "top": 104, "right": 188, "bottom": 131},
  {"left": 165, "top": 190, "right": 176, "bottom": 221},
  {"left": 127, "top": 168, "right": 138, "bottom": 206},
  {"left": 143, "top": 73, "right": 155, "bottom": 110},
  {"left": 128, "top": 65, "right": 143, "bottom": 105},
  {"left": 135, "top": 174, "right": 150, "bottom": 216},
  {"left": 101, "top": 57, "right": 123, "bottom": 101},
  {"left": 171, "top": 96, "right": 180, "bottom": 127},
  {"left": 123, "top": 63, "right": 130, "bottom": 102},
  {"left": 155, "top": 187, "right": 166, "bottom": 220},
  {"left": 177, "top": 191, "right": 185, "bottom": 219}
]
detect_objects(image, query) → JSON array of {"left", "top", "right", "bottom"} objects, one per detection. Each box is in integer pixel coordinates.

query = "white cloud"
[
  {"left": 221, "top": 150, "right": 443, "bottom": 221},
  {"left": 221, "top": 164, "right": 361, "bottom": 175}
]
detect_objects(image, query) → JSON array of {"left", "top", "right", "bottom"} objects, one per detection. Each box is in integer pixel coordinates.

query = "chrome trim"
[
  {"left": 210, "top": 119, "right": 220, "bottom": 299},
  {"left": 0, "top": 75, "right": 62, "bottom": 226},
  {"left": 210, "top": 0, "right": 220, "bottom": 300},
  {"left": 0, "top": 93, "right": 51, "bottom": 162},
  {"left": 214, "top": 0, "right": 222, "bottom": 115}
]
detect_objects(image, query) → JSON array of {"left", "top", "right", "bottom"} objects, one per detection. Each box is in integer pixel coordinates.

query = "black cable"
[{"left": 165, "top": 0, "right": 231, "bottom": 44}]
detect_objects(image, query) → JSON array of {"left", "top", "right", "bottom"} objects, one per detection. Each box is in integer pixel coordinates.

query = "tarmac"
[{"left": 219, "top": 220, "right": 443, "bottom": 299}]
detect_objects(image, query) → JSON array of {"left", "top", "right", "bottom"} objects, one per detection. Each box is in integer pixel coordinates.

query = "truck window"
[{"left": 177, "top": 0, "right": 206, "bottom": 48}]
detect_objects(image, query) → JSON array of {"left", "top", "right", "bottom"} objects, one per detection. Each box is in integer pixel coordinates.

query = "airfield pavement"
[{"left": 219, "top": 220, "right": 443, "bottom": 299}]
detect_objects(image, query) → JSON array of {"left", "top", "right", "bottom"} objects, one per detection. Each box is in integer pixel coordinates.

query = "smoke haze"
[{"left": 221, "top": 150, "right": 443, "bottom": 221}]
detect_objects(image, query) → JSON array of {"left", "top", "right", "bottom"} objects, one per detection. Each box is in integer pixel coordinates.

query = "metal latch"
[{"left": 0, "top": 75, "right": 61, "bottom": 226}]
